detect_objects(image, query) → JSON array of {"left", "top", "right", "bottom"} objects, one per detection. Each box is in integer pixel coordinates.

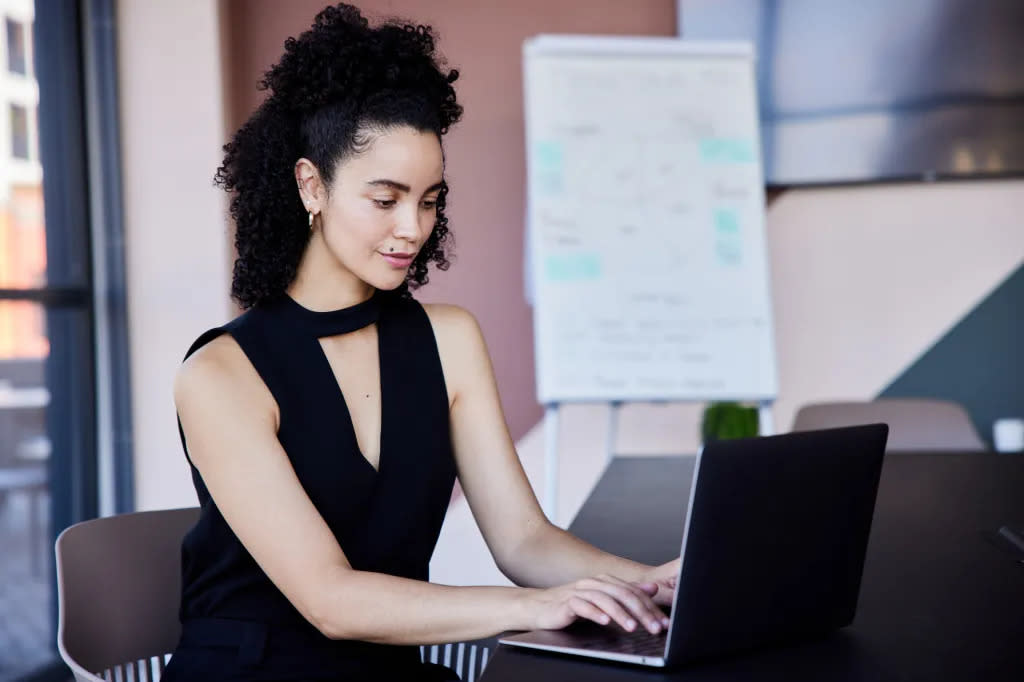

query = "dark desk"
[{"left": 483, "top": 453, "right": 1024, "bottom": 681}]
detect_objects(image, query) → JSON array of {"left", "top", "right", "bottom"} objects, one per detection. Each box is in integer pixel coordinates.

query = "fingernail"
[
  {"left": 662, "top": 617, "right": 670, "bottom": 627},
  {"left": 650, "top": 622, "right": 661, "bottom": 634},
  {"left": 626, "top": 619, "right": 636, "bottom": 630}
]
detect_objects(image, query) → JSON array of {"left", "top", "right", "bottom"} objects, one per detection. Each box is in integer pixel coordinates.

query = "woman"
[{"left": 165, "top": 4, "right": 679, "bottom": 680}]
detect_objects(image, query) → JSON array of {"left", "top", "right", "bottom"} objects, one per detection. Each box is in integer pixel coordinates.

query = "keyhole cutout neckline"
[{"left": 280, "top": 289, "right": 385, "bottom": 474}]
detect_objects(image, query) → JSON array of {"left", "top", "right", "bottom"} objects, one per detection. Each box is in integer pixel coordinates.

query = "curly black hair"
[{"left": 215, "top": 3, "right": 463, "bottom": 308}]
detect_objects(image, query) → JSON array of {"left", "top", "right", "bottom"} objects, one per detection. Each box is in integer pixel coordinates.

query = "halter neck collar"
[{"left": 277, "top": 289, "right": 381, "bottom": 337}]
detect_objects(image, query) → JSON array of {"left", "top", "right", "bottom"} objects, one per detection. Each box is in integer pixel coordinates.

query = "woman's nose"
[{"left": 393, "top": 204, "right": 424, "bottom": 242}]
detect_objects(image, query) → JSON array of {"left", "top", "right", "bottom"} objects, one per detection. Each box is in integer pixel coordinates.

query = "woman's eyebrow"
[{"left": 366, "top": 179, "right": 444, "bottom": 194}]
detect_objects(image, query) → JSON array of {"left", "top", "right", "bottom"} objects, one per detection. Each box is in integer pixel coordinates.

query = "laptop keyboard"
[{"left": 572, "top": 625, "right": 668, "bottom": 656}]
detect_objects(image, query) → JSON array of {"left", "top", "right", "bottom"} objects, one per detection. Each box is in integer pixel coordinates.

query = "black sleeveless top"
[{"left": 168, "top": 290, "right": 458, "bottom": 680}]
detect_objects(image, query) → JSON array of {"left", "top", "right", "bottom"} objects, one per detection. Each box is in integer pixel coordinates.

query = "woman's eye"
[
  {"left": 373, "top": 199, "right": 396, "bottom": 209},
  {"left": 421, "top": 200, "right": 437, "bottom": 209}
]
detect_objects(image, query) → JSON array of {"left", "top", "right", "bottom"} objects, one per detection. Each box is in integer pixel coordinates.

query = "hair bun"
[{"left": 259, "top": 3, "right": 455, "bottom": 119}]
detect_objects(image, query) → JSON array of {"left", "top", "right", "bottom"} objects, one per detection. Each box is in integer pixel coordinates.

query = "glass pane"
[
  {"left": 5, "top": 19, "right": 27, "bottom": 76},
  {"left": 0, "top": 300, "right": 51, "bottom": 679},
  {"left": 8, "top": 104, "right": 29, "bottom": 160},
  {"left": 2, "top": 22, "right": 50, "bottom": 288},
  {"left": 0, "top": 182, "right": 46, "bottom": 289}
]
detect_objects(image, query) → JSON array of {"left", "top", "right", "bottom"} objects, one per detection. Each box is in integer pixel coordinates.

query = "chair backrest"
[
  {"left": 55, "top": 507, "right": 200, "bottom": 681},
  {"left": 57, "top": 507, "right": 493, "bottom": 681},
  {"left": 421, "top": 637, "right": 496, "bottom": 682},
  {"left": 791, "top": 399, "right": 987, "bottom": 452}
]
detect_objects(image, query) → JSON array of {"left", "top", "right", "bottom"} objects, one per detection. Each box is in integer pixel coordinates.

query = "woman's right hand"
[{"left": 521, "top": 574, "right": 671, "bottom": 634}]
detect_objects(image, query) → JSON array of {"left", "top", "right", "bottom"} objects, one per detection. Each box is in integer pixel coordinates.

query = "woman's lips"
[{"left": 381, "top": 252, "right": 415, "bottom": 268}]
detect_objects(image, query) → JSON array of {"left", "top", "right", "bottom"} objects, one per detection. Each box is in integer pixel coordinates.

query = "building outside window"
[
  {"left": 1, "top": 6, "right": 52, "bottom": 677},
  {"left": 9, "top": 103, "right": 29, "bottom": 160},
  {"left": 5, "top": 17, "right": 26, "bottom": 76},
  {"left": 1, "top": 0, "right": 126, "bottom": 679}
]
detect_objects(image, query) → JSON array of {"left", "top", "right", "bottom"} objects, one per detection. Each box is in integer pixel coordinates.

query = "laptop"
[{"left": 499, "top": 423, "right": 889, "bottom": 667}]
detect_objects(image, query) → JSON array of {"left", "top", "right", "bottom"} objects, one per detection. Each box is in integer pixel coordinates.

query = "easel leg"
[
  {"left": 543, "top": 404, "right": 560, "bottom": 523},
  {"left": 758, "top": 401, "right": 775, "bottom": 436}
]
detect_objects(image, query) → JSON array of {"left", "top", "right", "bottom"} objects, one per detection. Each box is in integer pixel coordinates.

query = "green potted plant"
[{"left": 700, "top": 401, "right": 759, "bottom": 445}]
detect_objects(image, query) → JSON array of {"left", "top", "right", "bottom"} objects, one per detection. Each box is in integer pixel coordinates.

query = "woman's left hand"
[{"left": 641, "top": 558, "right": 680, "bottom": 606}]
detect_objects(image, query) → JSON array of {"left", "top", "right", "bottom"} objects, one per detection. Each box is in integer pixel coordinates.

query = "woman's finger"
[
  {"left": 568, "top": 596, "right": 610, "bottom": 627},
  {"left": 596, "top": 574, "right": 657, "bottom": 597},
  {"left": 603, "top": 574, "right": 662, "bottom": 608},
  {"left": 582, "top": 578, "right": 666, "bottom": 632},
  {"left": 601, "top": 575, "right": 670, "bottom": 629},
  {"left": 598, "top": 575, "right": 664, "bottom": 619},
  {"left": 578, "top": 589, "right": 647, "bottom": 633}
]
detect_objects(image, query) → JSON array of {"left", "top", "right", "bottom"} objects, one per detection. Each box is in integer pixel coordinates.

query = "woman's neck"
[{"left": 287, "top": 237, "right": 375, "bottom": 312}]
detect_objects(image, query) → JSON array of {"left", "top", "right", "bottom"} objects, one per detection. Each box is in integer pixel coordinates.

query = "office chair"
[
  {"left": 55, "top": 507, "right": 492, "bottom": 681},
  {"left": 791, "top": 398, "right": 986, "bottom": 451},
  {"left": 56, "top": 507, "right": 199, "bottom": 681}
]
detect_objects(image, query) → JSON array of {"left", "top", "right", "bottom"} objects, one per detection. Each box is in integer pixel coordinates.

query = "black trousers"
[{"left": 161, "top": 618, "right": 461, "bottom": 682}]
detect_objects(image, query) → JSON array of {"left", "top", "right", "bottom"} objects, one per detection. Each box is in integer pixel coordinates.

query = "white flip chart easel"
[{"left": 523, "top": 36, "right": 778, "bottom": 521}]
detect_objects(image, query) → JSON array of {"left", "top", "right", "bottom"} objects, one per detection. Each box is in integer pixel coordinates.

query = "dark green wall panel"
[{"left": 880, "top": 264, "right": 1023, "bottom": 449}]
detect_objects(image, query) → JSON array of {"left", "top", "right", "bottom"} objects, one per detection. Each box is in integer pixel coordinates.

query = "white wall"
[
  {"left": 767, "top": 178, "right": 1024, "bottom": 433},
  {"left": 118, "top": 0, "right": 230, "bottom": 510}
]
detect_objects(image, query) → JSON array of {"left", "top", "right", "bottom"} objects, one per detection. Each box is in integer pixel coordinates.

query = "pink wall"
[{"left": 223, "top": 0, "right": 677, "bottom": 440}]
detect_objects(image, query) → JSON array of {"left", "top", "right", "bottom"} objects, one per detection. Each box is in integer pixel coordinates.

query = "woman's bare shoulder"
[
  {"left": 174, "top": 333, "right": 276, "bottom": 425},
  {"left": 176, "top": 333, "right": 247, "bottom": 391},
  {"left": 421, "top": 303, "right": 486, "bottom": 352},
  {"left": 421, "top": 303, "right": 493, "bottom": 406}
]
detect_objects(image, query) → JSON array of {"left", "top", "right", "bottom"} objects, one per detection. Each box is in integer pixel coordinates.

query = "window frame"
[
  {"left": 9, "top": 102, "right": 30, "bottom": 159},
  {"left": 4, "top": 0, "right": 134, "bottom": 679},
  {"left": 6, "top": 16, "right": 29, "bottom": 76}
]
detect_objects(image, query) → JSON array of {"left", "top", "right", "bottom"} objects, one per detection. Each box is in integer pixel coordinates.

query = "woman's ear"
[{"left": 294, "top": 158, "right": 324, "bottom": 215}]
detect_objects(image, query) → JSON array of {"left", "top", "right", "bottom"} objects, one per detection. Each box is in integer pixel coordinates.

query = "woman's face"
[{"left": 316, "top": 125, "right": 444, "bottom": 291}]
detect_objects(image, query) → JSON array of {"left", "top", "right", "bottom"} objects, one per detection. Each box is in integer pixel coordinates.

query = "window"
[
  {"left": 6, "top": 18, "right": 27, "bottom": 76},
  {"left": 10, "top": 104, "right": 29, "bottom": 160},
  {"left": 1, "top": 2, "right": 131, "bottom": 679}
]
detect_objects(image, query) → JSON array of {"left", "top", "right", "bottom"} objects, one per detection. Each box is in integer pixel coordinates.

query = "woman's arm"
[
  {"left": 500, "top": 524, "right": 680, "bottom": 605},
  {"left": 425, "top": 305, "right": 679, "bottom": 603},
  {"left": 175, "top": 334, "right": 667, "bottom": 646}
]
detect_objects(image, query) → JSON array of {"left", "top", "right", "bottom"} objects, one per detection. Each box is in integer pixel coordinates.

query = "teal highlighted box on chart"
[
  {"left": 700, "top": 138, "right": 756, "bottom": 164},
  {"left": 716, "top": 206, "right": 741, "bottom": 233},
  {"left": 545, "top": 253, "right": 602, "bottom": 282},
  {"left": 714, "top": 208, "right": 740, "bottom": 233},
  {"left": 536, "top": 140, "right": 564, "bottom": 167},
  {"left": 714, "top": 208, "right": 742, "bottom": 265},
  {"left": 533, "top": 140, "right": 565, "bottom": 195}
]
